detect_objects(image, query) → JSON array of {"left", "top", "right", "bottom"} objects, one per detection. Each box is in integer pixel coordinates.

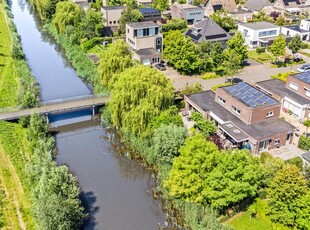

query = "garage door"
[
  {"left": 283, "top": 100, "right": 301, "bottom": 117},
  {"left": 141, "top": 59, "right": 150, "bottom": 65}
]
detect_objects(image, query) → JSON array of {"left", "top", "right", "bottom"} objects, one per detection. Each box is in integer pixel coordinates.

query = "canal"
[{"left": 10, "top": 0, "right": 167, "bottom": 229}]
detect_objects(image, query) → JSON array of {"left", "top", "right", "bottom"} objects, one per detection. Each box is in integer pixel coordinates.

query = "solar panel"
[
  {"left": 224, "top": 82, "right": 278, "bottom": 108},
  {"left": 295, "top": 72, "right": 310, "bottom": 84}
]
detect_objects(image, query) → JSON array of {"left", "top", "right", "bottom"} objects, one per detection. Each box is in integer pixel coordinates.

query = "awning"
[{"left": 219, "top": 121, "right": 249, "bottom": 143}]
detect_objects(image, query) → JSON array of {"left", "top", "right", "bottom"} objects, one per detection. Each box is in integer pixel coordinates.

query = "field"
[{"left": 0, "top": 2, "right": 19, "bottom": 108}]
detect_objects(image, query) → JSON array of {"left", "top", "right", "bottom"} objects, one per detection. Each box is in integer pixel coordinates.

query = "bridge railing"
[
  {"left": 0, "top": 94, "right": 109, "bottom": 114},
  {"left": 39, "top": 93, "right": 109, "bottom": 106}
]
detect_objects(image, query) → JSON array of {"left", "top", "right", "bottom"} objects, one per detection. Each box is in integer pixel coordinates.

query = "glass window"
[
  {"left": 266, "top": 111, "right": 274, "bottom": 117},
  {"left": 143, "top": 28, "right": 149, "bottom": 36},
  {"left": 218, "top": 96, "right": 226, "bottom": 105},
  {"left": 289, "top": 82, "right": 299, "bottom": 90},
  {"left": 149, "top": 27, "right": 155, "bottom": 36},
  {"left": 155, "top": 27, "right": 159, "bottom": 35},
  {"left": 232, "top": 106, "right": 241, "bottom": 115},
  {"left": 137, "top": 29, "right": 143, "bottom": 37},
  {"left": 258, "top": 30, "right": 277, "bottom": 37},
  {"left": 134, "top": 29, "right": 137, "bottom": 37}
]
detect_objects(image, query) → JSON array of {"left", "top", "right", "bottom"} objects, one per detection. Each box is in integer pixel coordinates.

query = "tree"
[
  {"left": 52, "top": 2, "right": 82, "bottom": 34},
  {"left": 163, "top": 30, "right": 202, "bottom": 75},
  {"left": 210, "top": 9, "right": 237, "bottom": 32},
  {"left": 179, "top": 83, "right": 203, "bottom": 96},
  {"left": 109, "top": 65, "right": 175, "bottom": 135},
  {"left": 261, "top": 157, "right": 285, "bottom": 187},
  {"left": 80, "top": 8, "right": 104, "bottom": 40},
  {"left": 267, "top": 165, "right": 308, "bottom": 227},
  {"left": 269, "top": 34, "right": 286, "bottom": 62},
  {"left": 32, "top": 165, "right": 86, "bottom": 230},
  {"left": 303, "top": 119, "right": 310, "bottom": 134},
  {"left": 162, "top": 18, "right": 187, "bottom": 32},
  {"left": 151, "top": 0, "right": 169, "bottom": 11},
  {"left": 191, "top": 112, "right": 217, "bottom": 138},
  {"left": 31, "top": 0, "right": 65, "bottom": 20},
  {"left": 118, "top": 5, "right": 143, "bottom": 34},
  {"left": 288, "top": 35, "right": 302, "bottom": 57},
  {"left": 97, "top": 40, "right": 132, "bottom": 87},
  {"left": 275, "top": 15, "right": 285, "bottom": 26},
  {"left": 226, "top": 32, "right": 248, "bottom": 64},
  {"left": 220, "top": 49, "right": 242, "bottom": 77},
  {"left": 152, "top": 124, "right": 188, "bottom": 164},
  {"left": 165, "top": 134, "right": 263, "bottom": 210},
  {"left": 198, "top": 41, "right": 224, "bottom": 71}
]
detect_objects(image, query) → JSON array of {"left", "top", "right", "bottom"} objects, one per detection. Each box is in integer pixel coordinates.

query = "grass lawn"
[
  {"left": 0, "top": 3, "right": 19, "bottom": 108},
  {"left": 225, "top": 199, "right": 290, "bottom": 230},
  {"left": 248, "top": 50, "right": 274, "bottom": 64}
]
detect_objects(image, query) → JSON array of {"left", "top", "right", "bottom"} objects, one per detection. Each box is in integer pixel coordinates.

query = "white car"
[{"left": 297, "top": 64, "right": 310, "bottom": 73}]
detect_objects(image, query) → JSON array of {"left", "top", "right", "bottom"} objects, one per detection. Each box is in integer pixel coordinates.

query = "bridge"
[{"left": 0, "top": 94, "right": 110, "bottom": 121}]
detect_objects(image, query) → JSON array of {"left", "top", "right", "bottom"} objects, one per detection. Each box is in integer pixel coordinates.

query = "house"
[
  {"left": 244, "top": 0, "right": 273, "bottom": 13},
  {"left": 256, "top": 72, "right": 310, "bottom": 119},
  {"left": 273, "top": 0, "right": 304, "bottom": 15},
  {"left": 203, "top": 0, "right": 252, "bottom": 22},
  {"left": 204, "top": 0, "right": 238, "bottom": 16},
  {"left": 238, "top": 21, "right": 281, "bottom": 48},
  {"left": 101, "top": 6, "right": 124, "bottom": 35},
  {"left": 70, "top": 0, "right": 89, "bottom": 9},
  {"left": 185, "top": 82, "right": 295, "bottom": 154},
  {"left": 136, "top": 0, "right": 152, "bottom": 6},
  {"left": 281, "top": 19, "right": 310, "bottom": 41},
  {"left": 126, "top": 22, "right": 162, "bottom": 65},
  {"left": 301, "top": 151, "right": 310, "bottom": 164},
  {"left": 139, "top": 8, "right": 162, "bottom": 22},
  {"left": 171, "top": 3, "right": 204, "bottom": 25},
  {"left": 184, "top": 17, "right": 231, "bottom": 47}
]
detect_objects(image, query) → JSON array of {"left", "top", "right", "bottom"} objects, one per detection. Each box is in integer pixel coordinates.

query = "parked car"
[
  {"left": 297, "top": 64, "right": 310, "bottom": 73},
  {"left": 154, "top": 63, "right": 166, "bottom": 71}
]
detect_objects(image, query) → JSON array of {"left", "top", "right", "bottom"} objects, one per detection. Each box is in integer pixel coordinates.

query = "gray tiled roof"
[
  {"left": 186, "top": 91, "right": 295, "bottom": 140},
  {"left": 302, "top": 151, "right": 310, "bottom": 162},
  {"left": 256, "top": 79, "right": 310, "bottom": 105},
  {"left": 245, "top": 0, "right": 272, "bottom": 11},
  {"left": 185, "top": 17, "right": 231, "bottom": 43}
]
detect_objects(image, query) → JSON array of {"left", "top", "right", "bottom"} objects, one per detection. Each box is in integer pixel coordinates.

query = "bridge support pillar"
[
  {"left": 92, "top": 106, "right": 95, "bottom": 119},
  {"left": 45, "top": 113, "right": 49, "bottom": 124}
]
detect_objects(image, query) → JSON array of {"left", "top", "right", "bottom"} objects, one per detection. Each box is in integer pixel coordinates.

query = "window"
[
  {"left": 155, "top": 27, "right": 159, "bottom": 35},
  {"left": 113, "top": 21, "right": 116, "bottom": 24},
  {"left": 305, "top": 87, "right": 310, "bottom": 97},
  {"left": 218, "top": 96, "right": 226, "bottom": 105},
  {"left": 243, "top": 29, "right": 248, "bottom": 37},
  {"left": 250, "top": 40, "right": 257, "bottom": 45},
  {"left": 258, "top": 30, "right": 277, "bottom": 37},
  {"left": 134, "top": 29, "right": 137, "bottom": 37},
  {"left": 289, "top": 82, "right": 299, "bottom": 90},
  {"left": 266, "top": 111, "right": 274, "bottom": 117},
  {"left": 110, "top": 21, "right": 112, "bottom": 24},
  {"left": 157, "top": 39, "right": 161, "bottom": 45},
  {"left": 143, "top": 28, "right": 149, "bottom": 36},
  {"left": 232, "top": 106, "right": 241, "bottom": 115},
  {"left": 274, "top": 139, "right": 280, "bottom": 145}
]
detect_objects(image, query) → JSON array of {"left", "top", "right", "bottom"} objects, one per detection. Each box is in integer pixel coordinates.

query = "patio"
[{"left": 268, "top": 144, "right": 305, "bottom": 161}]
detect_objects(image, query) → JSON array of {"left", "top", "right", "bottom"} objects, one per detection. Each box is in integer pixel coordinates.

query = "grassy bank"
[{"left": 0, "top": 0, "right": 38, "bottom": 109}]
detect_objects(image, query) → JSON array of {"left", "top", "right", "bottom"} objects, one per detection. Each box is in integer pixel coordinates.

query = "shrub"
[
  {"left": 211, "top": 82, "right": 232, "bottom": 91},
  {"left": 286, "top": 157, "right": 303, "bottom": 170},
  {"left": 191, "top": 112, "right": 217, "bottom": 138},
  {"left": 201, "top": 72, "right": 219, "bottom": 80},
  {"left": 260, "top": 151, "right": 273, "bottom": 163},
  {"left": 256, "top": 47, "right": 266, "bottom": 54},
  {"left": 298, "top": 135, "right": 310, "bottom": 151},
  {"left": 270, "top": 71, "right": 295, "bottom": 82}
]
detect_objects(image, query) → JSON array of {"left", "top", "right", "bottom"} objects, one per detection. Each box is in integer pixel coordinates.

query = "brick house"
[
  {"left": 256, "top": 73, "right": 310, "bottom": 119},
  {"left": 126, "top": 22, "right": 162, "bottom": 65},
  {"left": 185, "top": 82, "right": 295, "bottom": 154}
]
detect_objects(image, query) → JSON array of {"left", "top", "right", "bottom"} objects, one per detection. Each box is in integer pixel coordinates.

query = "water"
[
  {"left": 10, "top": 0, "right": 167, "bottom": 229},
  {"left": 11, "top": 0, "right": 91, "bottom": 101}
]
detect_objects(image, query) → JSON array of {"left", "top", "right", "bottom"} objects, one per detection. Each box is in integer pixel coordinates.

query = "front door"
[{"left": 286, "top": 133, "right": 292, "bottom": 145}]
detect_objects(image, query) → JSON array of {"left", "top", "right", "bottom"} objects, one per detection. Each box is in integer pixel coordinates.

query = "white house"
[
  {"left": 238, "top": 22, "right": 281, "bottom": 48},
  {"left": 281, "top": 19, "right": 310, "bottom": 41}
]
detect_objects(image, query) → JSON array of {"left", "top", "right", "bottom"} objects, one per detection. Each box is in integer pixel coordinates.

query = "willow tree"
[
  {"left": 52, "top": 1, "right": 82, "bottom": 34},
  {"left": 109, "top": 65, "right": 175, "bottom": 135},
  {"left": 31, "top": 0, "right": 65, "bottom": 20},
  {"left": 98, "top": 40, "right": 132, "bottom": 88}
]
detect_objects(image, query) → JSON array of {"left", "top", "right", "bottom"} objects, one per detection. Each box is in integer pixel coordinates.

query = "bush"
[
  {"left": 201, "top": 72, "right": 219, "bottom": 80},
  {"left": 298, "top": 135, "right": 310, "bottom": 151},
  {"left": 286, "top": 157, "right": 303, "bottom": 170},
  {"left": 191, "top": 112, "right": 217, "bottom": 138},
  {"left": 162, "top": 18, "right": 187, "bottom": 32},
  {"left": 256, "top": 47, "right": 266, "bottom": 54},
  {"left": 270, "top": 71, "right": 295, "bottom": 82},
  {"left": 260, "top": 151, "right": 273, "bottom": 163},
  {"left": 211, "top": 82, "right": 232, "bottom": 91}
]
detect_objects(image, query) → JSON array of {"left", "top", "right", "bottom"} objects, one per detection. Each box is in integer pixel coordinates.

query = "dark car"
[{"left": 154, "top": 63, "right": 166, "bottom": 71}]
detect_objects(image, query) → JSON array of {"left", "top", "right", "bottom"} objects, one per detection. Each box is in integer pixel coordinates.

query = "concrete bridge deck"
[{"left": 0, "top": 95, "right": 110, "bottom": 121}]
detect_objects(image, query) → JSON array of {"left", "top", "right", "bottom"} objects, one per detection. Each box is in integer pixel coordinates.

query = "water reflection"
[{"left": 56, "top": 124, "right": 166, "bottom": 229}]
